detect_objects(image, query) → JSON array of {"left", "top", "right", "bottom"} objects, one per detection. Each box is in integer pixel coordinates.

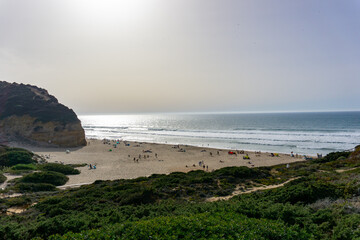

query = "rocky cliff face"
[{"left": 0, "top": 81, "right": 86, "bottom": 147}]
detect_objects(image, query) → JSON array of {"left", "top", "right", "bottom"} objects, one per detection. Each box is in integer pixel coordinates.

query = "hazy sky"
[{"left": 0, "top": 0, "right": 359, "bottom": 114}]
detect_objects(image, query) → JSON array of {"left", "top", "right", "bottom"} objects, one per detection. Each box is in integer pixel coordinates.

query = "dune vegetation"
[{"left": 0, "top": 146, "right": 359, "bottom": 240}]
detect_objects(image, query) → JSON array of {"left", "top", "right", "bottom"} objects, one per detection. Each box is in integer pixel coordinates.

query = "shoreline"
[{"left": 10, "top": 139, "right": 308, "bottom": 187}]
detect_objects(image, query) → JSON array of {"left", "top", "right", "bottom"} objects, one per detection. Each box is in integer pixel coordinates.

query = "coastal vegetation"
[
  {"left": 38, "top": 163, "right": 80, "bottom": 175},
  {"left": 0, "top": 145, "right": 80, "bottom": 193},
  {"left": 0, "top": 146, "right": 359, "bottom": 239},
  {"left": 0, "top": 146, "right": 35, "bottom": 167}
]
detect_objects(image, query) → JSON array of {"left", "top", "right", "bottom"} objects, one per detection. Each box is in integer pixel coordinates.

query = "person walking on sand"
[{"left": 89, "top": 164, "right": 92, "bottom": 169}]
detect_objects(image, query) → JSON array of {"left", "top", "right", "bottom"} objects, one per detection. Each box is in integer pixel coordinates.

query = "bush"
[
  {"left": 0, "top": 151, "right": 35, "bottom": 167},
  {"left": 11, "top": 164, "right": 37, "bottom": 171},
  {"left": 49, "top": 212, "right": 310, "bottom": 240},
  {"left": 19, "top": 171, "right": 68, "bottom": 186},
  {"left": 38, "top": 163, "right": 80, "bottom": 175},
  {"left": 0, "top": 173, "right": 6, "bottom": 183},
  {"left": 15, "top": 183, "right": 56, "bottom": 192},
  {"left": 315, "top": 151, "right": 351, "bottom": 163}
]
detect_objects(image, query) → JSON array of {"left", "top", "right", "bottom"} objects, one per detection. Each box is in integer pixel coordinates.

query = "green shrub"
[
  {"left": 0, "top": 151, "right": 35, "bottom": 167},
  {"left": 49, "top": 212, "right": 310, "bottom": 240},
  {"left": 5, "top": 196, "right": 32, "bottom": 207},
  {"left": 11, "top": 164, "right": 37, "bottom": 171},
  {"left": 15, "top": 183, "right": 56, "bottom": 192},
  {"left": 19, "top": 171, "right": 68, "bottom": 186},
  {"left": 38, "top": 163, "right": 80, "bottom": 175},
  {"left": 262, "top": 178, "right": 344, "bottom": 204},
  {"left": 315, "top": 151, "right": 351, "bottom": 163},
  {"left": 0, "top": 173, "right": 6, "bottom": 183}
]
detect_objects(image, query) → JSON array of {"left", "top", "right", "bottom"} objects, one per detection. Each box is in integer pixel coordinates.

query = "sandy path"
[
  {"left": 207, "top": 177, "right": 300, "bottom": 202},
  {"left": 0, "top": 173, "right": 23, "bottom": 190}
]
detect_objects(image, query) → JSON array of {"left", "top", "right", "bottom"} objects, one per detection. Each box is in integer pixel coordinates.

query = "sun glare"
[{"left": 72, "top": 0, "right": 155, "bottom": 26}]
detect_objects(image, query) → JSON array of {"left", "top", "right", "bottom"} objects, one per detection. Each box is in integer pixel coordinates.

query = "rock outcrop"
[{"left": 0, "top": 81, "right": 86, "bottom": 147}]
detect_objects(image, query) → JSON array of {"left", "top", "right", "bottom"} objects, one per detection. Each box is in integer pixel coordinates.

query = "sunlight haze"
[{"left": 0, "top": 0, "right": 359, "bottom": 114}]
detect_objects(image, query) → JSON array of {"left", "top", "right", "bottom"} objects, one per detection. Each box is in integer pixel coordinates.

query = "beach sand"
[{"left": 12, "top": 139, "right": 305, "bottom": 187}]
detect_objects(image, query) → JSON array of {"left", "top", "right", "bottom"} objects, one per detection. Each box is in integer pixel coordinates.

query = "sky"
[{"left": 0, "top": 0, "right": 359, "bottom": 114}]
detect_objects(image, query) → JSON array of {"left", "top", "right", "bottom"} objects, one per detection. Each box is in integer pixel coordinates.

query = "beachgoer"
[
  {"left": 155, "top": 153, "right": 158, "bottom": 158},
  {"left": 89, "top": 164, "right": 92, "bottom": 169}
]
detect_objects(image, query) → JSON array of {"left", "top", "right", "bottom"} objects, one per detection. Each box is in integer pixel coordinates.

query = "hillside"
[
  {"left": 0, "top": 81, "right": 86, "bottom": 147},
  {"left": 0, "top": 146, "right": 359, "bottom": 239}
]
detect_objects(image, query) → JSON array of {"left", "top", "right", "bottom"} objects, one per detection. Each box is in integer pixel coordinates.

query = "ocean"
[{"left": 79, "top": 111, "right": 360, "bottom": 155}]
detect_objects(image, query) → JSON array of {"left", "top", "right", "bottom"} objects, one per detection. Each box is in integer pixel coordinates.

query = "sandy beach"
[{"left": 13, "top": 139, "right": 305, "bottom": 187}]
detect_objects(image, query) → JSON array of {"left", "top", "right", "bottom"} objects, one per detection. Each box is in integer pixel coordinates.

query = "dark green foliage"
[
  {"left": 38, "top": 163, "right": 80, "bottom": 175},
  {"left": 0, "top": 173, "right": 6, "bottom": 183},
  {"left": 315, "top": 151, "right": 351, "bottom": 163},
  {"left": 49, "top": 212, "right": 310, "bottom": 240},
  {"left": 0, "top": 149, "right": 359, "bottom": 240},
  {"left": 5, "top": 196, "right": 31, "bottom": 207},
  {"left": 0, "top": 151, "right": 35, "bottom": 167},
  {"left": 262, "top": 177, "right": 346, "bottom": 204},
  {"left": 19, "top": 171, "right": 68, "bottom": 186},
  {"left": 11, "top": 163, "right": 37, "bottom": 171},
  {"left": 16, "top": 183, "right": 57, "bottom": 192}
]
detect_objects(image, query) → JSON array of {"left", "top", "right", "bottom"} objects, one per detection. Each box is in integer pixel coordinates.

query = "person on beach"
[
  {"left": 155, "top": 153, "right": 158, "bottom": 158},
  {"left": 89, "top": 164, "right": 92, "bottom": 169}
]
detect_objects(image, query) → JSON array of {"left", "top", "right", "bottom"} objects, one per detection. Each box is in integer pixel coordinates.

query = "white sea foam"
[{"left": 79, "top": 112, "right": 360, "bottom": 155}]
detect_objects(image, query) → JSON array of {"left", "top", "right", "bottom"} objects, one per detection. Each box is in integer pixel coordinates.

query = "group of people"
[
  {"left": 129, "top": 152, "right": 158, "bottom": 163},
  {"left": 186, "top": 160, "right": 209, "bottom": 171},
  {"left": 89, "top": 164, "right": 97, "bottom": 169}
]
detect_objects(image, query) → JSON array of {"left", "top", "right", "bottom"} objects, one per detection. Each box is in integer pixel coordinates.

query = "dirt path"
[
  {"left": 207, "top": 177, "right": 299, "bottom": 202},
  {"left": 57, "top": 182, "right": 94, "bottom": 189},
  {"left": 0, "top": 173, "right": 23, "bottom": 190},
  {"left": 336, "top": 167, "right": 359, "bottom": 173}
]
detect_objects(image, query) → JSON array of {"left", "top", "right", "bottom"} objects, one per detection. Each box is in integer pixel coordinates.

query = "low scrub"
[
  {"left": 315, "top": 151, "right": 351, "bottom": 163},
  {"left": 11, "top": 164, "right": 37, "bottom": 171},
  {"left": 38, "top": 163, "right": 80, "bottom": 175},
  {"left": 49, "top": 212, "right": 310, "bottom": 240},
  {"left": 19, "top": 171, "right": 68, "bottom": 186},
  {"left": 0, "top": 151, "right": 35, "bottom": 167},
  {"left": 15, "top": 183, "right": 56, "bottom": 192},
  {"left": 0, "top": 173, "right": 6, "bottom": 183}
]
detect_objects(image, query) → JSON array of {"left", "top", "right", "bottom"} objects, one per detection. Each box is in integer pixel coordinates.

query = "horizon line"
[{"left": 77, "top": 109, "right": 360, "bottom": 116}]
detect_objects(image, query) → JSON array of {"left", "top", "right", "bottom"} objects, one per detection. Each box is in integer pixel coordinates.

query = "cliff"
[{"left": 0, "top": 81, "right": 86, "bottom": 147}]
